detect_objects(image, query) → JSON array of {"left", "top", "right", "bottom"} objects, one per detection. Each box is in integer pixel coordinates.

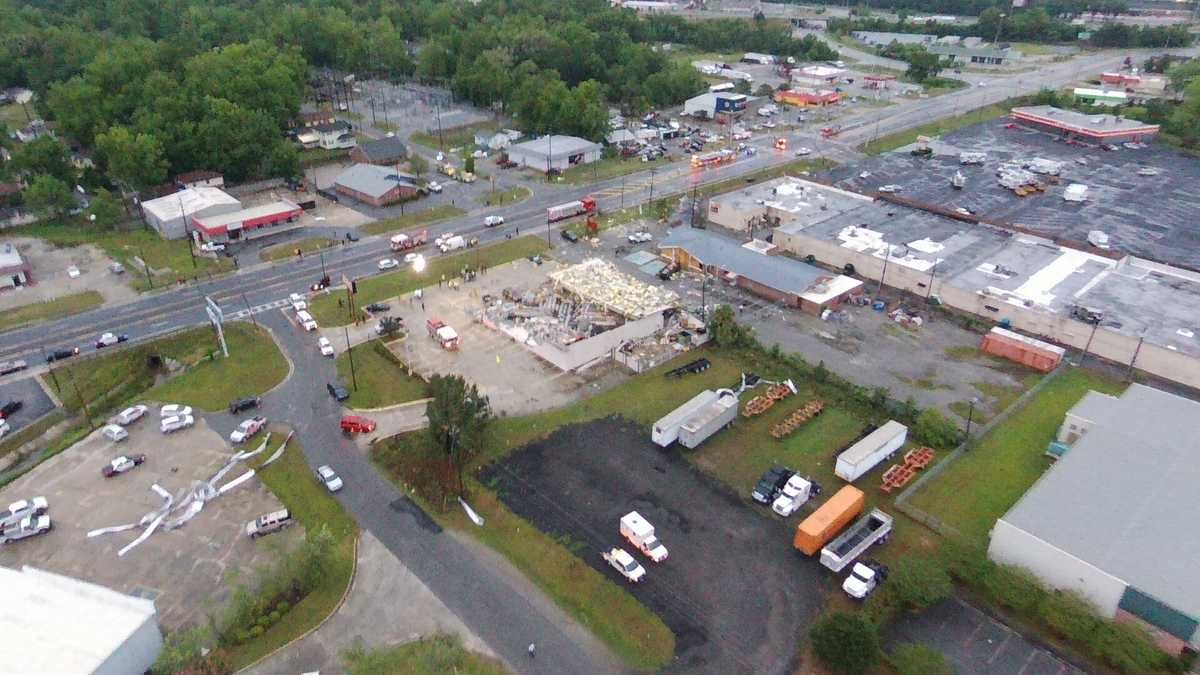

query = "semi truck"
[
  {"left": 834, "top": 420, "right": 908, "bottom": 483},
  {"left": 677, "top": 390, "right": 738, "bottom": 449},
  {"left": 652, "top": 390, "right": 719, "bottom": 447},
  {"left": 547, "top": 197, "right": 597, "bottom": 223},
  {"left": 390, "top": 229, "right": 428, "bottom": 251},
  {"left": 794, "top": 485, "right": 865, "bottom": 555},
  {"left": 819, "top": 508, "right": 893, "bottom": 572}
]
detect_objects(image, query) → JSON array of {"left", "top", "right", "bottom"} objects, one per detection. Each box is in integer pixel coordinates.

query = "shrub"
[
  {"left": 981, "top": 564, "right": 1047, "bottom": 615},
  {"left": 151, "top": 626, "right": 219, "bottom": 674},
  {"left": 890, "top": 554, "right": 953, "bottom": 611},
  {"left": 1038, "top": 590, "right": 1103, "bottom": 644},
  {"left": 1089, "top": 621, "right": 1179, "bottom": 674},
  {"left": 276, "top": 601, "right": 290, "bottom": 614},
  {"left": 936, "top": 537, "right": 994, "bottom": 583},
  {"left": 890, "top": 642, "right": 952, "bottom": 675},
  {"left": 810, "top": 612, "right": 882, "bottom": 674},
  {"left": 250, "top": 625, "right": 264, "bottom": 638},
  {"left": 269, "top": 610, "right": 282, "bottom": 623},
  {"left": 913, "top": 408, "right": 961, "bottom": 449}
]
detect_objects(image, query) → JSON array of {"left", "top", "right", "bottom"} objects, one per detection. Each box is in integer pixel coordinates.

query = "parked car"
[
  {"left": 0, "top": 400, "right": 22, "bottom": 419},
  {"left": 427, "top": 181, "right": 443, "bottom": 193},
  {"left": 364, "top": 302, "right": 390, "bottom": 313},
  {"left": 345, "top": 231, "right": 360, "bottom": 242},
  {"left": 291, "top": 298, "right": 308, "bottom": 311},
  {"left": 627, "top": 231, "right": 653, "bottom": 244},
  {"left": 484, "top": 215, "right": 505, "bottom": 228},
  {"left": 378, "top": 258, "right": 400, "bottom": 271},
  {"left": 102, "top": 454, "right": 147, "bottom": 477},
  {"left": 0, "top": 514, "right": 52, "bottom": 544},
  {"left": 296, "top": 310, "right": 318, "bottom": 331},
  {"left": 229, "top": 396, "right": 261, "bottom": 415},
  {"left": 45, "top": 347, "right": 80, "bottom": 363},
  {"left": 601, "top": 547, "right": 646, "bottom": 583},
  {"left": 0, "top": 360, "right": 27, "bottom": 376},
  {"left": 340, "top": 415, "right": 376, "bottom": 434},
  {"left": 230, "top": 416, "right": 267, "bottom": 444},
  {"left": 751, "top": 464, "right": 794, "bottom": 504},
  {"left": 199, "top": 242, "right": 226, "bottom": 253},
  {"left": 114, "top": 404, "right": 148, "bottom": 426},
  {"left": 794, "top": 147, "right": 813, "bottom": 157},
  {"left": 560, "top": 229, "right": 579, "bottom": 243},
  {"left": 327, "top": 382, "right": 350, "bottom": 402},
  {"left": 160, "top": 414, "right": 195, "bottom": 434},
  {"left": 315, "top": 464, "right": 344, "bottom": 492},
  {"left": 318, "top": 337, "right": 335, "bottom": 357},
  {"left": 245, "top": 509, "right": 294, "bottom": 538},
  {"left": 160, "top": 404, "right": 192, "bottom": 418},
  {"left": 102, "top": 424, "right": 128, "bottom": 442},
  {"left": 2, "top": 497, "right": 49, "bottom": 525}
]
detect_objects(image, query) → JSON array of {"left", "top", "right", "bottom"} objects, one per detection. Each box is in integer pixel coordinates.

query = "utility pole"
[
  {"left": 40, "top": 347, "right": 60, "bottom": 393},
  {"left": 876, "top": 243, "right": 891, "bottom": 301},
  {"left": 620, "top": 174, "right": 626, "bottom": 209},
  {"left": 1127, "top": 336, "right": 1144, "bottom": 381},
  {"left": 179, "top": 194, "right": 196, "bottom": 268},
  {"left": 138, "top": 245, "right": 153, "bottom": 289},
  {"left": 924, "top": 261, "right": 937, "bottom": 304},
  {"left": 67, "top": 369, "right": 95, "bottom": 431},
  {"left": 241, "top": 293, "right": 257, "bottom": 329},
  {"left": 435, "top": 102, "right": 445, "bottom": 150},
  {"left": 319, "top": 250, "right": 328, "bottom": 280},
  {"left": 344, "top": 326, "right": 358, "bottom": 390},
  {"left": 545, "top": 212, "right": 552, "bottom": 248}
]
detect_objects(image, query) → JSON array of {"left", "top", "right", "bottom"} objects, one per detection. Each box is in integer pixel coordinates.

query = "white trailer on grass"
[
  {"left": 834, "top": 420, "right": 907, "bottom": 482},
  {"left": 652, "top": 390, "right": 719, "bottom": 447},
  {"left": 820, "top": 509, "right": 893, "bottom": 572},
  {"left": 677, "top": 389, "right": 738, "bottom": 449}
]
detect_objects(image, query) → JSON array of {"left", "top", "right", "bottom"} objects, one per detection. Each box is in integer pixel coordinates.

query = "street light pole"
[
  {"left": 964, "top": 397, "right": 979, "bottom": 442},
  {"left": 344, "top": 326, "right": 358, "bottom": 391}
]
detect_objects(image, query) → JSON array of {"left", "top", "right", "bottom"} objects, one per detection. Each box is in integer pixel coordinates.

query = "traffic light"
[{"left": 350, "top": 279, "right": 358, "bottom": 295}]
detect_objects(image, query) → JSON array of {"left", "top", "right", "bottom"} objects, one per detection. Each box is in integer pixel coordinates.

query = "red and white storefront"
[
  {"left": 1009, "top": 106, "right": 1160, "bottom": 145},
  {"left": 190, "top": 200, "right": 304, "bottom": 243}
]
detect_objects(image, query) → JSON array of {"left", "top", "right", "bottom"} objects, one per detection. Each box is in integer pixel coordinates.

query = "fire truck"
[
  {"left": 690, "top": 149, "right": 735, "bottom": 169},
  {"left": 389, "top": 229, "right": 428, "bottom": 252}
]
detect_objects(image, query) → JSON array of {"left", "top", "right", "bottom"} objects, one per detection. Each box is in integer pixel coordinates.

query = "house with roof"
[
  {"left": 333, "top": 163, "right": 419, "bottom": 207},
  {"left": 141, "top": 187, "right": 242, "bottom": 239},
  {"left": 658, "top": 227, "right": 863, "bottom": 314},
  {"left": 989, "top": 383, "right": 1200, "bottom": 653},
  {"left": 350, "top": 136, "right": 408, "bottom": 166},
  {"left": 296, "top": 121, "right": 355, "bottom": 150}
]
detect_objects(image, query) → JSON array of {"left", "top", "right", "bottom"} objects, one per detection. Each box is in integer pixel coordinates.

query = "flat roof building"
[
  {"left": 333, "top": 163, "right": 419, "bottom": 207},
  {"left": 0, "top": 240, "right": 32, "bottom": 290},
  {"left": 506, "top": 135, "right": 602, "bottom": 173},
  {"left": 1010, "top": 105, "right": 1159, "bottom": 143},
  {"left": 928, "top": 43, "right": 1018, "bottom": 66},
  {"left": 0, "top": 565, "right": 163, "bottom": 675},
  {"left": 141, "top": 186, "right": 242, "bottom": 240},
  {"left": 191, "top": 200, "right": 303, "bottom": 242},
  {"left": 683, "top": 92, "right": 749, "bottom": 119},
  {"left": 989, "top": 383, "right": 1200, "bottom": 653}
]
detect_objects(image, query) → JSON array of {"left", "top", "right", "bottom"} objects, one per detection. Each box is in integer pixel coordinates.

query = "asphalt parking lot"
[
  {"left": 0, "top": 411, "right": 299, "bottom": 630},
  {"left": 479, "top": 416, "right": 823, "bottom": 674},
  {"left": 0, "top": 374, "right": 55, "bottom": 435},
  {"left": 886, "top": 597, "right": 1089, "bottom": 675}
]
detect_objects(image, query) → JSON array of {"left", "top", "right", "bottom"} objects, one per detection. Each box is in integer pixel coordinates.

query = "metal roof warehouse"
[{"left": 191, "top": 200, "right": 303, "bottom": 241}]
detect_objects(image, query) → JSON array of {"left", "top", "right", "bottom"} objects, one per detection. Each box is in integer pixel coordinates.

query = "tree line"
[{"left": 796, "top": 0, "right": 1130, "bottom": 17}]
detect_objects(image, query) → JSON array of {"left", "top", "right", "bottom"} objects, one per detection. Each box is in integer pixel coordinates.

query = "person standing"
[{"left": 528, "top": 643, "right": 536, "bottom": 659}]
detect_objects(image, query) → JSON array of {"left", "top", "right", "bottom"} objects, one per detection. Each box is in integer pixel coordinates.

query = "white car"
[
  {"left": 230, "top": 416, "right": 267, "bottom": 443},
  {"left": 378, "top": 258, "right": 400, "bottom": 271},
  {"left": 403, "top": 252, "right": 419, "bottom": 264},
  {"left": 602, "top": 547, "right": 646, "bottom": 583},
  {"left": 296, "top": 310, "right": 318, "bottom": 331},
  {"left": 292, "top": 298, "right": 308, "bottom": 312},
  {"left": 95, "top": 332, "right": 128, "bottom": 348},
  {"left": 762, "top": 121, "right": 776, "bottom": 129},
  {"left": 427, "top": 181, "right": 443, "bottom": 193},
  {"left": 289, "top": 292, "right": 307, "bottom": 304},
  {"left": 319, "top": 337, "right": 335, "bottom": 357},
  {"left": 434, "top": 233, "right": 455, "bottom": 248},
  {"left": 627, "top": 231, "right": 653, "bottom": 244},
  {"left": 794, "top": 147, "right": 813, "bottom": 156},
  {"left": 160, "top": 414, "right": 195, "bottom": 434},
  {"left": 159, "top": 404, "right": 192, "bottom": 418},
  {"left": 878, "top": 184, "right": 902, "bottom": 193},
  {"left": 200, "top": 242, "right": 226, "bottom": 252},
  {"left": 0, "top": 419, "right": 10, "bottom": 439},
  {"left": 483, "top": 215, "right": 505, "bottom": 228},
  {"left": 115, "top": 404, "right": 148, "bottom": 426},
  {"left": 102, "top": 424, "right": 128, "bottom": 442},
  {"left": 315, "top": 465, "right": 343, "bottom": 492}
]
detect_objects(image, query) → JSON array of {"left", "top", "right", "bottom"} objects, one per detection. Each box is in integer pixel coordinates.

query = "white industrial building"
[
  {"left": 683, "top": 92, "right": 748, "bottom": 119},
  {"left": 505, "top": 135, "right": 602, "bottom": 173},
  {"left": 0, "top": 565, "right": 163, "bottom": 674},
  {"left": 988, "top": 384, "right": 1200, "bottom": 652},
  {"left": 141, "top": 186, "right": 242, "bottom": 239}
]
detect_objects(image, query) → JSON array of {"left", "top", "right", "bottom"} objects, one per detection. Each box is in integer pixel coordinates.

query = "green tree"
[
  {"left": 182, "top": 40, "right": 305, "bottom": 128},
  {"left": 706, "top": 304, "right": 755, "bottom": 348},
  {"left": 905, "top": 49, "right": 944, "bottom": 83},
  {"left": 914, "top": 408, "right": 961, "bottom": 449},
  {"left": 425, "top": 375, "right": 491, "bottom": 497},
  {"left": 409, "top": 153, "right": 429, "bottom": 178},
  {"left": 890, "top": 642, "right": 951, "bottom": 675},
  {"left": 377, "top": 317, "right": 403, "bottom": 339},
  {"left": 194, "top": 97, "right": 279, "bottom": 181},
  {"left": 734, "top": 79, "right": 752, "bottom": 94},
  {"left": 1166, "top": 59, "right": 1200, "bottom": 92},
  {"left": 464, "top": 154, "right": 476, "bottom": 175},
  {"left": 13, "top": 136, "right": 75, "bottom": 183},
  {"left": 87, "top": 188, "right": 123, "bottom": 228},
  {"left": 95, "top": 125, "right": 168, "bottom": 192},
  {"left": 151, "top": 626, "right": 220, "bottom": 675},
  {"left": 1166, "top": 79, "right": 1200, "bottom": 148},
  {"left": 25, "top": 174, "right": 74, "bottom": 219},
  {"left": 810, "top": 612, "right": 882, "bottom": 674},
  {"left": 890, "top": 554, "right": 953, "bottom": 610}
]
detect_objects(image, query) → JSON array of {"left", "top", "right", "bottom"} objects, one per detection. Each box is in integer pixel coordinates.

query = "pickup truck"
[
  {"left": 602, "top": 547, "right": 646, "bottom": 583},
  {"left": 0, "top": 514, "right": 52, "bottom": 544}
]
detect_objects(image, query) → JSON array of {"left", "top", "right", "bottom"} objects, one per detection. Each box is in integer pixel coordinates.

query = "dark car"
[
  {"left": 229, "top": 396, "right": 262, "bottom": 415},
  {"left": 345, "top": 231, "right": 360, "bottom": 242},
  {"left": 751, "top": 464, "right": 794, "bottom": 504},
  {"left": 560, "top": 229, "right": 579, "bottom": 243},
  {"left": 0, "top": 400, "right": 22, "bottom": 419},
  {"left": 327, "top": 382, "right": 350, "bottom": 402},
  {"left": 46, "top": 347, "right": 80, "bottom": 363},
  {"left": 311, "top": 275, "right": 331, "bottom": 292},
  {"left": 364, "top": 302, "right": 391, "bottom": 313}
]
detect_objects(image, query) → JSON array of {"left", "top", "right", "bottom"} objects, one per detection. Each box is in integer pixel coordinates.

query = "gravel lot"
[{"left": 480, "top": 416, "right": 823, "bottom": 674}]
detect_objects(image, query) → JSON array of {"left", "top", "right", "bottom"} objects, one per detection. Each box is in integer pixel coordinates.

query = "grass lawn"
[
  {"left": 908, "top": 367, "right": 1125, "bottom": 543},
  {"left": 343, "top": 634, "right": 507, "bottom": 675},
  {"left": 0, "top": 409, "right": 64, "bottom": 462},
  {"left": 359, "top": 204, "right": 465, "bottom": 236},
  {"left": 336, "top": 339, "right": 428, "bottom": 409},
  {"left": 309, "top": 235, "right": 547, "bottom": 326},
  {"left": 477, "top": 185, "right": 530, "bottom": 207},
  {"left": 10, "top": 219, "right": 234, "bottom": 291},
  {"left": 223, "top": 432, "right": 357, "bottom": 670},
  {"left": 859, "top": 99, "right": 1016, "bottom": 155},
  {"left": 919, "top": 76, "right": 969, "bottom": 97},
  {"left": 50, "top": 322, "right": 288, "bottom": 414},
  {"left": 299, "top": 146, "right": 351, "bottom": 166},
  {"left": 0, "top": 102, "right": 32, "bottom": 127},
  {"left": 260, "top": 237, "right": 333, "bottom": 262},
  {"left": 0, "top": 290, "right": 103, "bottom": 332},
  {"left": 410, "top": 121, "right": 498, "bottom": 151},
  {"left": 560, "top": 155, "right": 669, "bottom": 185}
]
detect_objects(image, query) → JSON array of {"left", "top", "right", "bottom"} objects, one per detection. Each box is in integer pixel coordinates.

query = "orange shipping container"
[
  {"left": 794, "top": 486, "right": 865, "bottom": 555},
  {"left": 980, "top": 327, "right": 1065, "bottom": 373}
]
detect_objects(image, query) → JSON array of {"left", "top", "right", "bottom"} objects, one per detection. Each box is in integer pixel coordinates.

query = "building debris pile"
[
  {"left": 87, "top": 432, "right": 290, "bottom": 557},
  {"left": 548, "top": 258, "right": 679, "bottom": 320}
]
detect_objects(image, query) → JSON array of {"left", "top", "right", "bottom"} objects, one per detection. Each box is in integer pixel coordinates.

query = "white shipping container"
[
  {"left": 652, "top": 390, "right": 719, "bottom": 447},
  {"left": 678, "top": 390, "right": 738, "bottom": 449},
  {"left": 835, "top": 421, "right": 908, "bottom": 482}
]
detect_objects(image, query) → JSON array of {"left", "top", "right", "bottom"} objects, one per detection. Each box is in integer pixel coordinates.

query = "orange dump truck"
[{"left": 794, "top": 486, "right": 865, "bottom": 555}]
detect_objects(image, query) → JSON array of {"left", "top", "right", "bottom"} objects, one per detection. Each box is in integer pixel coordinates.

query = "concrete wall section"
[
  {"left": 989, "top": 519, "right": 1126, "bottom": 617},
  {"left": 94, "top": 615, "right": 163, "bottom": 675},
  {"left": 489, "top": 312, "right": 665, "bottom": 372}
]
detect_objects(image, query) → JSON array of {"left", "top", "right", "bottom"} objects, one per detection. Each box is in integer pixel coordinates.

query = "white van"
[
  {"left": 245, "top": 509, "right": 293, "bottom": 538},
  {"left": 296, "top": 310, "right": 318, "bottom": 331},
  {"left": 439, "top": 235, "right": 466, "bottom": 253},
  {"left": 102, "top": 424, "right": 128, "bottom": 442}
]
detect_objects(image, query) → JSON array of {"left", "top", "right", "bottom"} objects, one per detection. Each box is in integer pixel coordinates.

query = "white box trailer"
[
  {"left": 820, "top": 508, "right": 893, "bottom": 572},
  {"left": 835, "top": 420, "right": 907, "bottom": 482},
  {"left": 652, "top": 390, "right": 719, "bottom": 447},
  {"left": 678, "top": 390, "right": 738, "bottom": 449}
]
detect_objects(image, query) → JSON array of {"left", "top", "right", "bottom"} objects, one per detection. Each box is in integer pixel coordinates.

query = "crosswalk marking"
[{"left": 228, "top": 298, "right": 290, "bottom": 319}]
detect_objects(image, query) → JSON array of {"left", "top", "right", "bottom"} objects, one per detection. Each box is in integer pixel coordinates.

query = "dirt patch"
[
  {"left": 480, "top": 415, "right": 824, "bottom": 674},
  {"left": 0, "top": 237, "right": 138, "bottom": 310}
]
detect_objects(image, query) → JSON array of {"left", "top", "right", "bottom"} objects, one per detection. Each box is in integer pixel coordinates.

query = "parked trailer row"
[
  {"left": 834, "top": 420, "right": 907, "bottom": 483},
  {"left": 678, "top": 390, "right": 738, "bottom": 449}
]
